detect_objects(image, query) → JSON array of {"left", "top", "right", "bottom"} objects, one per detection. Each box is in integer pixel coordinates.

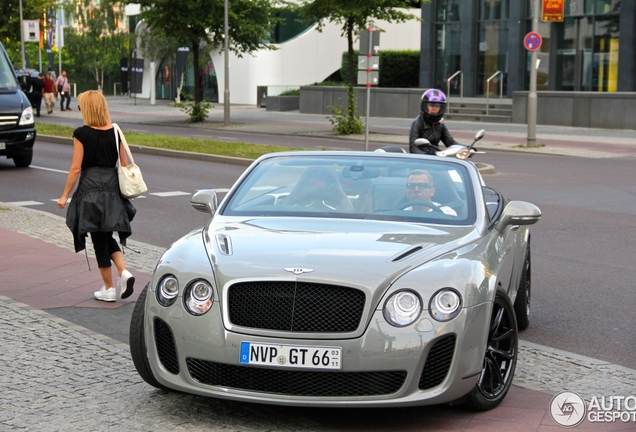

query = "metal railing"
[
  {"left": 486, "top": 71, "right": 503, "bottom": 115},
  {"left": 446, "top": 70, "right": 463, "bottom": 111}
]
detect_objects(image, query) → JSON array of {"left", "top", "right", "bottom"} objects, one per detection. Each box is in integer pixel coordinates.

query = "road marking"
[
  {"left": 31, "top": 165, "right": 69, "bottom": 174},
  {"left": 150, "top": 191, "right": 191, "bottom": 197},
  {"left": 6, "top": 201, "right": 43, "bottom": 206}
]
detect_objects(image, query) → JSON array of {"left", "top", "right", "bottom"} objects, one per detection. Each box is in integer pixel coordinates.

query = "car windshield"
[
  {"left": 0, "top": 49, "right": 18, "bottom": 91},
  {"left": 222, "top": 154, "right": 476, "bottom": 225}
]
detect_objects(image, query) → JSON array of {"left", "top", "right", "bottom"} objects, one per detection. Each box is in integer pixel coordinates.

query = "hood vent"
[
  {"left": 391, "top": 246, "right": 423, "bottom": 262},
  {"left": 215, "top": 234, "right": 233, "bottom": 255}
]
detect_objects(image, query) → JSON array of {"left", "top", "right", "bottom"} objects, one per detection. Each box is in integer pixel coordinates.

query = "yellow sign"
[{"left": 542, "top": 0, "right": 564, "bottom": 22}]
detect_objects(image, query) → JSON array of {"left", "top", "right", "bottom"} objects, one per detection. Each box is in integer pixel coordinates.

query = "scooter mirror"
[
  {"left": 475, "top": 129, "right": 486, "bottom": 141},
  {"left": 414, "top": 138, "right": 431, "bottom": 145}
]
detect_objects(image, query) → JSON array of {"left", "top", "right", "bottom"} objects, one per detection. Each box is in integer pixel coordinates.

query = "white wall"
[
  {"left": 213, "top": 11, "right": 421, "bottom": 105},
  {"left": 137, "top": 9, "right": 421, "bottom": 105}
]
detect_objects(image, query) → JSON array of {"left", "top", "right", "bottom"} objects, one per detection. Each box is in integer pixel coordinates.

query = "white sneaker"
[
  {"left": 119, "top": 270, "right": 135, "bottom": 299},
  {"left": 94, "top": 286, "right": 116, "bottom": 302}
]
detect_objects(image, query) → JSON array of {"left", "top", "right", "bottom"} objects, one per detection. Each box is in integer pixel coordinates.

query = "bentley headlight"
[
  {"left": 383, "top": 290, "right": 422, "bottom": 327},
  {"left": 184, "top": 279, "right": 214, "bottom": 316},
  {"left": 429, "top": 289, "right": 462, "bottom": 322},
  {"left": 157, "top": 275, "right": 179, "bottom": 307}
]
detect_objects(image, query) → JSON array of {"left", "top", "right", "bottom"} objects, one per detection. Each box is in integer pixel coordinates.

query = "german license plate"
[
  {"left": 0, "top": 143, "right": 5, "bottom": 150},
  {"left": 240, "top": 342, "right": 342, "bottom": 370}
]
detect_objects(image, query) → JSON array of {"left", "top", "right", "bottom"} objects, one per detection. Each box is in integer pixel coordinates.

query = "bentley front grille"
[
  {"left": 418, "top": 334, "right": 456, "bottom": 390},
  {"left": 153, "top": 317, "right": 179, "bottom": 374},
  {"left": 187, "top": 359, "right": 407, "bottom": 397},
  {"left": 228, "top": 281, "right": 365, "bottom": 332}
]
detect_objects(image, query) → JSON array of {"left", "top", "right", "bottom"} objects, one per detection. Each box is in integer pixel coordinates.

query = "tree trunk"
[
  {"left": 192, "top": 39, "right": 201, "bottom": 103},
  {"left": 346, "top": 17, "right": 355, "bottom": 122}
]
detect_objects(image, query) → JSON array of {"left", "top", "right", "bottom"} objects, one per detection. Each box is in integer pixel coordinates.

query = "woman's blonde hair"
[{"left": 77, "top": 90, "right": 112, "bottom": 127}]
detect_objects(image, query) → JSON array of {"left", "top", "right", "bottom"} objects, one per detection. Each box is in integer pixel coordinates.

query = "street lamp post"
[
  {"left": 19, "top": 0, "right": 26, "bottom": 69},
  {"left": 527, "top": 0, "right": 540, "bottom": 147},
  {"left": 223, "top": 0, "right": 230, "bottom": 126}
]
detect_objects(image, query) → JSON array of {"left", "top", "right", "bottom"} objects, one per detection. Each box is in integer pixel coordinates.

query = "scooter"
[{"left": 414, "top": 129, "right": 486, "bottom": 160}]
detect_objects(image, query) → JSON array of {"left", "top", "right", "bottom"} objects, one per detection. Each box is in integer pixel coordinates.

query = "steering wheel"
[{"left": 396, "top": 200, "right": 444, "bottom": 213}]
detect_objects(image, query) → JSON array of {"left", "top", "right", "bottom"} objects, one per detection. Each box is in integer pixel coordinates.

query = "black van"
[{"left": 0, "top": 42, "right": 36, "bottom": 167}]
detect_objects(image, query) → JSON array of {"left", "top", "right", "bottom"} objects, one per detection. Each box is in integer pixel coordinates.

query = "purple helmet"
[{"left": 420, "top": 89, "right": 447, "bottom": 122}]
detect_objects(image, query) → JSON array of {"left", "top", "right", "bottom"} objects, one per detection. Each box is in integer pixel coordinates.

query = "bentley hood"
[{"left": 203, "top": 216, "right": 478, "bottom": 289}]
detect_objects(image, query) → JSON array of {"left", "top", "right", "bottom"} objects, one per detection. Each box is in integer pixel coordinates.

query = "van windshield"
[{"left": 0, "top": 51, "right": 18, "bottom": 91}]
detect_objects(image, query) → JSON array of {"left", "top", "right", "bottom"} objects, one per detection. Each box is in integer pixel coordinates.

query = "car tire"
[
  {"left": 514, "top": 239, "right": 531, "bottom": 331},
  {"left": 463, "top": 290, "right": 518, "bottom": 411},
  {"left": 129, "top": 283, "right": 168, "bottom": 390},
  {"left": 13, "top": 152, "right": 33, "bottom": 168}
]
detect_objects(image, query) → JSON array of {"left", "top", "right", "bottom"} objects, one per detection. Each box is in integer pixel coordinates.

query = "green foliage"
[
  {"left": 342, "top": 50, "right": 419, "bottom": 88},
  {"left": 179, "top": 99, "right": 212, "bottom": 123},
  {"left": 327, "top": 85, "right": 363, "bottom": 135},
  {"left": 124, "top": 0, "right": 283, "bottom": 102},
  {"left": 297, "top": 0, "right": 422, "bottom": 125},
  {"left": 279, "top": 88, "right": 300, "bottom": 96}
]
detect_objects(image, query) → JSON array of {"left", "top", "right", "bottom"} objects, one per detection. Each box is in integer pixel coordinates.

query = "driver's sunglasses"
[
  {"left": 407, "top": 182, "right": 432, "bottom": 190},
  {"left": 427, "top": 102, "right": 442, "bottom": 108}
]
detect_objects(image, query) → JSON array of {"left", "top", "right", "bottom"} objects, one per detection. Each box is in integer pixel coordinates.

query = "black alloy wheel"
[{"left": 464, "top": 290, "right": 518, "bottom": 411}]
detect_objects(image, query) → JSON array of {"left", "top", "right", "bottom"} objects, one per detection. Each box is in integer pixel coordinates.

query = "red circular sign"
[{"left": 524, "top": 32, "right": 542, "bottom": 51}]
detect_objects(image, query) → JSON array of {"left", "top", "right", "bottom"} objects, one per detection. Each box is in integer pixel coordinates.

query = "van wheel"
[{"left": 13, "top": 152, "right": 33, "bottom": 168}]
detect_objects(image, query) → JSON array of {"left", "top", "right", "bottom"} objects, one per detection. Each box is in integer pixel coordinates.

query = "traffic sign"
[{"left": 524, "top": 32, "right": 542, "bottom": 51}]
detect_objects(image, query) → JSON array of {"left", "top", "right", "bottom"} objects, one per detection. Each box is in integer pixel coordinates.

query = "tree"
[
  {"left": 63, "top": 0, "right": 131, "bottom": 91},
  {"left": 1, "top": 0, "right": 57, "bottom": 68},
  {"left": 125, "top": 0, "right": 282, "bottom": 117},
  {"left": 298, "top": 0, "right": 421, "bottom": 134}
]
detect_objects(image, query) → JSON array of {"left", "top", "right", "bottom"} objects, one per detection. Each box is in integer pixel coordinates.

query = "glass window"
[
  {"left": 477, "top": 21, "right": 509, "bottom": 96},
  {"left": 595, "top": 0, "right": 620, "bottom": 15},
  {"left": 435, "top": 23, "right": 462, "bottom": 95},
  {"left": 479, "top": 0, "right": 509, "bottom": 20},
  {"left": 436, "top": 0, "right": 461, "bottom": 22},
  {"left": 592, "top": 17, "right": 619, "bottom": 91}
]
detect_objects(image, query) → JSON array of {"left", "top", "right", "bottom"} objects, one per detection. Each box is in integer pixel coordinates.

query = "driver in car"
[{"left": 405, "top": 169, "right": 457, "bottom": 216}]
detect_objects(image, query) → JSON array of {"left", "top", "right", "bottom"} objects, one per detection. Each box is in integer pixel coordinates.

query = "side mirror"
[
  {"left": 475, "top": 129, "right": 485, "bottom": 141},
  {"left": 191, "top": 189, "right": 218, "bottom": 214},
  {"left": 495, "top": 201, "right": 541, "bottom": 233},
  {"left": 414, "top": 138, "right": 431, "bottom": 146}
]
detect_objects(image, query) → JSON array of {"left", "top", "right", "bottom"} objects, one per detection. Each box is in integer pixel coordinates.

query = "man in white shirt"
[
  {"left": 404, "top": 169, "right": 457, "bottom": 216},
  {"left": 55, "top": 70, "right": 71, "bottom": 111}
]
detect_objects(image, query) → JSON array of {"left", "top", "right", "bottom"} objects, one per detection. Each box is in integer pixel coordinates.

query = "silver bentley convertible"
[{"left": 130, "top": 151, "right": 541, "bottom": 410}]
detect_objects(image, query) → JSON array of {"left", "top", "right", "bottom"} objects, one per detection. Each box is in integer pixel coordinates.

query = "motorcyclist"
[{"left": 409, "top": 89, "right": 461, "bottom": 155}]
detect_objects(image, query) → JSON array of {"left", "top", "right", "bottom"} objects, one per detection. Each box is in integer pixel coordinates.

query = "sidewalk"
[{"left": 2, "top": 97, "right": 636, "bottom": 430}]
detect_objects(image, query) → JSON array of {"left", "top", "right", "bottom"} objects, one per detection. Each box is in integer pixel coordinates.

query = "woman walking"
[{"left": 57, "top": 91, "right": 136, "bottom": 302}]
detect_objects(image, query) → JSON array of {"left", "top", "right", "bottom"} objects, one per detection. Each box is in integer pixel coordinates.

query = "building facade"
[{"left": 419, "top": 0, "right": 634, "bottom": 97}]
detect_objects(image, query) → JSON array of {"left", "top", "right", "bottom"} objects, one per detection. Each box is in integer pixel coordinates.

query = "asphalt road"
[{"left": 2, "top": 136, "right": 635, "bottom": 371}]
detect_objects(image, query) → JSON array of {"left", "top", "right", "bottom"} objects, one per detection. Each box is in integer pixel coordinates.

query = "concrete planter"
[{"left": 265, "top": 95, "right": 300, "bottom": 112}]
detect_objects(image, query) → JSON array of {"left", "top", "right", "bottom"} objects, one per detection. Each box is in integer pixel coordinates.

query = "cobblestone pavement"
[{"left": 2, "top": 203, "right": 636, "bottom": 428}]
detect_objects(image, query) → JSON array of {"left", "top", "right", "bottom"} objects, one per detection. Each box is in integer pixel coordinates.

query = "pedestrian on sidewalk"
[
  {"left": 409, "top": 89, "right": 462, "bottom": 155},
  {"left": 55, "top": 70, "right": 72, "bottom": 111},
  {"left": 57, "top": 90, "right": 136, "bottom": 302},
  {"left": 43, "top": 71, "right": 56, "bottom": 114}
]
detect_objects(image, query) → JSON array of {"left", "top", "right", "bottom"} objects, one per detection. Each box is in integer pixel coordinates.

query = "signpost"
[
  {"left": 526, "top": 0, "right": 541, "bottom": 147},
  {"left": 542, "top": 0, "right": 565, "bottom": 22},
  {"left": 358, "top": 27, "right": 380, "bottom": 151}
]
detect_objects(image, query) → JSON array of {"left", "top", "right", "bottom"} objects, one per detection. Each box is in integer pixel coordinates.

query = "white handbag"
[{"left": 114, "top": 123, "right": 148, "bottom": 199}]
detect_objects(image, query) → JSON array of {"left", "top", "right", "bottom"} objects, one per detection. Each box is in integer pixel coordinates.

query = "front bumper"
[
  {"left": 143, "top": 294, "right": 491, "bottom": 407},
  {"left": 0, "top": 128, "right": 36, "bottom": 157}
]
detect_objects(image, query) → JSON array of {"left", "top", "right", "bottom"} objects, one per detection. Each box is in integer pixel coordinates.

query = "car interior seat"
[{"left": 284, "top": 166, "right": 354, "bottom": 213}]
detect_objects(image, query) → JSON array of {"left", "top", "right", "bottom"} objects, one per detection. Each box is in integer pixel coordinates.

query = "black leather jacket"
[
  {"left": 409, "top": 114, "right": 460, "bottom": 154},
  {"left": 66, "top": 167, "right": 135, "bottom": 253}
]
